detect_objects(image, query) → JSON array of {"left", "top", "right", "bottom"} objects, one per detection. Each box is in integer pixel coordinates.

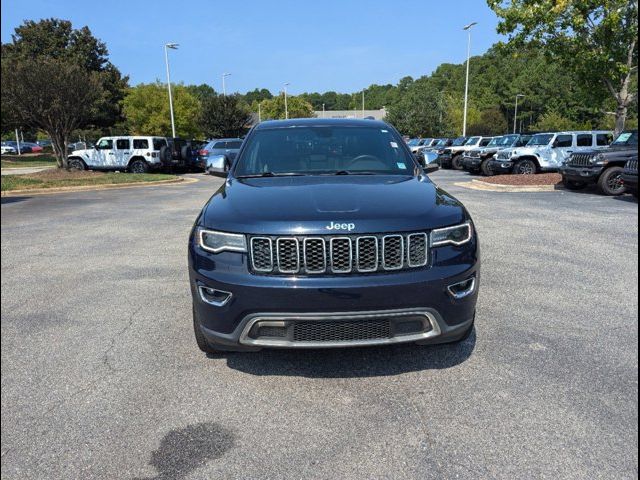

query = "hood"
[
  {"left": 512, "top": 145, "right": 547, "bottom": 157},
  {"left": 199, "top": 175, "right": 467, "bottom": 235},
  {"left": 580, "top": 145, "right": 638, "bottom": 159},
  {"left": 72, "top": 148, "right": 94, "bottom": 156}
]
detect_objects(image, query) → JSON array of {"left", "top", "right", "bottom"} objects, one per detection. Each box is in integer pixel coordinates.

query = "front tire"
[
  {"left": 129, "top": 159, "right": 149, "bottom": 174},
  {"left": 513, "top": 159, "right": 537, "bottom": 175},
  {"left": 193, "top": 306, "right": 222, "bottom": 355},
  {"left": 597, "top": 166, "right": 625, "bottom": 196},
  {"left": 480, "top": 159, "right": 494, "bottom": 176},
  {"left": 451, "top": 155, "right": 464, "bottom": 170},
  {"left": 67, "top": 158, "right": 85, "bottom": 171}
]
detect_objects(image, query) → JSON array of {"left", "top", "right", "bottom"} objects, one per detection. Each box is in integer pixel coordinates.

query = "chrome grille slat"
[
  {"left": 249, "top": 232, "right": 430, "bottom": 275},
  {"left": 568, "top": 153, "right": 593, "bottom": 167}
]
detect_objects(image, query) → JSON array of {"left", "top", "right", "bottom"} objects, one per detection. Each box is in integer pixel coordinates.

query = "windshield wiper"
[
  {"left": 330, "top": 170, "right": 378, "bottom": 176},
  {"left": 236, "top": 172, "right": 307, "bottom": 178}
]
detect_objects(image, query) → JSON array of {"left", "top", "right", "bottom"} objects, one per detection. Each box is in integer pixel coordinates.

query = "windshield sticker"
[
  {"left": 390, "top": 142, "right": 399, "bottom": 148},
  {"left": 616, "top": 133, "right": 632, "bottom": 142},
  {"left": 397, "top": 162, "right": 406, "bottom": 169},
  {"left": 381, "top": 129, "right": 388, "bottom": 133}
]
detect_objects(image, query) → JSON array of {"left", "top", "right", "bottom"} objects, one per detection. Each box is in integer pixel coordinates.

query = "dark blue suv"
[{"left": 188, "top": 119, "right": 480, "bottom": 353}]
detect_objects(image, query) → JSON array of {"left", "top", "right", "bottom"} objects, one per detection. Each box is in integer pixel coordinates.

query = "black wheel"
[
  {"left": 451, "top": 155, "right": 464, "bottom": 170},
  {"left": 513, "top": 159, "right": 537, "bottom": 175},
  {"left": 159, "top": 145, "right": 172, "bottom": 163},
  {"left": 67, "top": 158, "right": 85, "bottom": 171},
  {"left": 180, "top": 145, "right": 193, "bottom": 161},
  {"left": 597, "top": 166, "right": 625, "bottom": 196},
  {"left": 480, "top": 159, "right": 494, "bottom": 176},
  {"left": 193, "top": 305, "right": 222, "bottom": 355},
  {"left": 563, "top": 179, "right": 587, "bottom": 190},
  {"left": 129, "top": 159, "right": 149, "bottom": 174}
]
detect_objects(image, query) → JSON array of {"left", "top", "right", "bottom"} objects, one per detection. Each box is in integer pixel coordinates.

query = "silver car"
[{"left": 199, "top": 138, "right": 243, "bottom": 174}]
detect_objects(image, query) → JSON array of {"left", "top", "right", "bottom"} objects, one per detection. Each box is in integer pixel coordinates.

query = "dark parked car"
[
  {"left": 188, "top": 118, "right": 480, "bottom": 354},
  {"left": 621, "top": 158, "right": 638, "bottom": 198},
  {"left": 560, "top": 130, "right": 638, "bottom": 196}
]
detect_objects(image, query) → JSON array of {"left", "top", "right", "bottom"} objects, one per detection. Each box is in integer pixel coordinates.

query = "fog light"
[
  {"left": 198, "top": 286, "right": 232, "bottom": 307},
  {"left": 447, "top": 277, "right": 476, "bottom": 299}
]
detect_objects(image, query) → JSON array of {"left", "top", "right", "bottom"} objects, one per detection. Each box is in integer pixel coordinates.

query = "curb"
[
  {"left": 1, "top": 176, "right": 197, "bottom": 197},
  {"left": 454, "top": 179, "right": 563, "bottom": 193}
]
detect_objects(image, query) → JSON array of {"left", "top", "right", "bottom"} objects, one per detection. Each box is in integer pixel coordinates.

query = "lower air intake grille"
[{"left": 293, "top": 320, "right": 392, "bottom": 342}]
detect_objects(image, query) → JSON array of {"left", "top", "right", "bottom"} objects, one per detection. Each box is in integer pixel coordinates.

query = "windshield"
[
  {"left": 434, "top": 139, "right": 448, "bottom": 147},
  {"left": 612, "top": 131, "right": 638, "bottom": 146},
  {"left": 407, "top": 139, "right": 420, "bottom": 146},
  {"left": 452, "top": 137, "right": 467, "bottom": 146},
  {"left": 464, "top": 137, "right": 481, "bottom": 146},
  {"left": 234, "top": 126, "right": 416, "bottom": 177},
  {"left": 527, "top": 134, "right": 554, "bottom": 146},
  {"left": 487, "top": 137, "right": 503, "bottom": 147},
  {"left": 497, "top": 135, "right": 519, "bottom": 146}
]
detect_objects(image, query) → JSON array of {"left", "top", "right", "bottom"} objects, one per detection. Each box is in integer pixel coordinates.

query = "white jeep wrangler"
[{"left": 67, "top": 136, "right": 169, "bottom": 173}]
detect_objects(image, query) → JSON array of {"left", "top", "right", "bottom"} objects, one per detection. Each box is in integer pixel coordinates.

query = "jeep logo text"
[{"left": 325, "top": 222, "right": 355, "bottom": 232}]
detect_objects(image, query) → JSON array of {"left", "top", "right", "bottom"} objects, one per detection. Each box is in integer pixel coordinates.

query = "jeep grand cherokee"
[{"left": 188, "top": 118, "right": 480, "bottom": 353}]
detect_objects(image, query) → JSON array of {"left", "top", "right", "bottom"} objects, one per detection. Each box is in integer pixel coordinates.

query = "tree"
[
  {"left": 123, "top": 82, "right": 202, "bottom": 138},
  {"left": 199, "top": 95, "right": 253, "bottom": 138},
  {"left": 487, "top": 0, "right": 638, "bottom": 135},
  {"left": 259, "top": 94, "right": 315, "bottom": 120},
  {"left": 2, "top": 19, "right": 128, "bottom": 132},
  {"left": 1, "top": 58, "right": 102, "bottom": 167},
  {"left": 531, "top": 110, "right": 587, "bottom": 132}
]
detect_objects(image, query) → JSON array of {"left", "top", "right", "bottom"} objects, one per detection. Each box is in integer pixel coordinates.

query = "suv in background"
[
  {"left": 489, "top": 131, "right": 613, "bottom": 175},
  {"left": 67, "top": 136, "right": 169, "bottom": 173},
  {"left": 198, "top": 138, "right": 243, "bottom": 174},
  {"left": 463, "top": 134, "right": 532, "bottom": 176},
  {"left": 440, "top": 136, "right": 492, "bottom": 170},
  {"left": 560, "top": 130, "right": 638, "bottom": 196}
]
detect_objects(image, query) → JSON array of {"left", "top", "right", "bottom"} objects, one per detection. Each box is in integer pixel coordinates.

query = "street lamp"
[
  {"left": 462, "top": 22, "right": 477, "bottom": 137},
  {"left": 514, "top": 94, "right": 525, "bottom": 133},
  {"left": 222, "top": 72, "right": 231, "bottom": 96},
  {"left": 284, "top": 82, "right": 290, "bottom": 119},
  {"left": 164, "top": 43, "right": 179, "bottom": 138}
]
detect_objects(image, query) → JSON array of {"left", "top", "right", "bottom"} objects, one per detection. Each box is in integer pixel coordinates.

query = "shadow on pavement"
[
  {"left": 1, "top": 196, "right": 31, "bottom": 205},
  {"left": 222, "top": 329, "right": 476, "bottom": 378}
]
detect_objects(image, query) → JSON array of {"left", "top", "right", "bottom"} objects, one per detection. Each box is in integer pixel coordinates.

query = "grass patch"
[
  {"left": 1, "top": 169, "right": 178, "bottom": 192},
  {"left": 1, "top": 154, "right": 58, "bottom": 168}
]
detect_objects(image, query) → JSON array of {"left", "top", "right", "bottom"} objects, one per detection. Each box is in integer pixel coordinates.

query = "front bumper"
[
  {"left": 560, "top": 165, "right": 604, "bottom": 184},
  {"left": 189, "top": 238, "right": 480, "bottom": 349},
  {"left": 438, "top": 154, "right": 453, "bottom": 168},
  {"left": 488, "top": 159, "right": 513, "bottom": 174},
  {"left": 463, "top": 157, "right": 482, "bottom": 170}
]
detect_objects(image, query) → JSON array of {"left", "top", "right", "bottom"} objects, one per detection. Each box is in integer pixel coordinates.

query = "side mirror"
[
  {"left": 423, "top": 163, "right": 440, "bottom": 174},
  {"left": 205, "top": 154, "right": 229, "bottom": 175}
]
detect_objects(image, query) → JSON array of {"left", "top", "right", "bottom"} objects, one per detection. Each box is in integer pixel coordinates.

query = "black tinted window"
[
  {"left": 116, "top": 139, "right": 130, "bottom": 149},
  {"left": 133, "top": 139, "right": 149, "bottom": 149},
  {"left": 597, "top": 134, "right": 613, "bottom": 146},
  {"left": 577, "top": 134, "right": 592, "bottom": 147},
  {"left": 226, "top": 141, "right": 242, "bottom": 149},
  {"left": 479, "top": 138, "right": 492, "bottom": 147},
  {"left": 152, "top": 138, "right": 166, "bottom": 150},
  {"left": 555, "top": 135, "right": 573, "bottom": 148}
]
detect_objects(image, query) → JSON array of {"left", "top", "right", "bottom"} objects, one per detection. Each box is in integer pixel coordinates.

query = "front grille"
[
  {"left": 293, "top": 319, "right": 392, "bottom": 342},
  {"left": 249, "top": 232, "right": 429, "bottom": 275},
  {"left": 469, "top": 151, "right": 481, "bottom": 158},
  {"left": 625, "top": 159, "right": 638, "bottom": 173},
  {"left": 568, "top": 153, "right": 595, "bottom": 167}
]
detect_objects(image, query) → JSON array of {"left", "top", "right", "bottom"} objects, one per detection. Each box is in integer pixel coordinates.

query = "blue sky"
[{"left": 1, "top": 0, "right": 502, "bottom": 95}]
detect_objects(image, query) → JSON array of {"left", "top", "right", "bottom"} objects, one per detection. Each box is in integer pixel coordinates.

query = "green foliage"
[
  {"left": 259, "top": 94, "right": 315, "bottom": 120},
  {"left": 531, "top": 110, "right": 580, "bottom": 132},
  {"left": 123, "top": 82, "right": 202, "bottom": 138},
  {"left": 487, "top": 0, "right": 638, "bottom": 133},
  {"left": 2, "top": 18, "right": 128, "bottom": 132},
  {"left": 199, "top": 94, "right": 253, "bottom": 138}
]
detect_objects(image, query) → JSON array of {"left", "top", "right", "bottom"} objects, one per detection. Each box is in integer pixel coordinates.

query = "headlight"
[
  {"left": 431, "top": 222, "right": 473, "bottom": 247},
  {"left": 591, "top": 153, "right": 605, "bottom": 165},
  {"left": 197, "top": 228, "right": 247, "bottom": 253}
]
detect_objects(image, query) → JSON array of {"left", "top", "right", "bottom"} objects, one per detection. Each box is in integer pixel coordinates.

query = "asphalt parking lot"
[{"left": 1, "top": 170, "right": 638, "bottom": 479}]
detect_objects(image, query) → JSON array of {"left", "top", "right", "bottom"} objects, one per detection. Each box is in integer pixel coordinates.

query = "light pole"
[
  {"left": 462, "top": 22, "right": 477, "bottom": 137},
  {"left": 514, "top": 94, "right": 525, "bottom": 134},
  {"left": 222, "top": 73, "right": 231, "bottom": 96},
  {"left": 284, "top": 82, "right": 290, "bottom": 119},
  {"left": 164, "top": 43, "right": 179, "bottom": 138}
]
